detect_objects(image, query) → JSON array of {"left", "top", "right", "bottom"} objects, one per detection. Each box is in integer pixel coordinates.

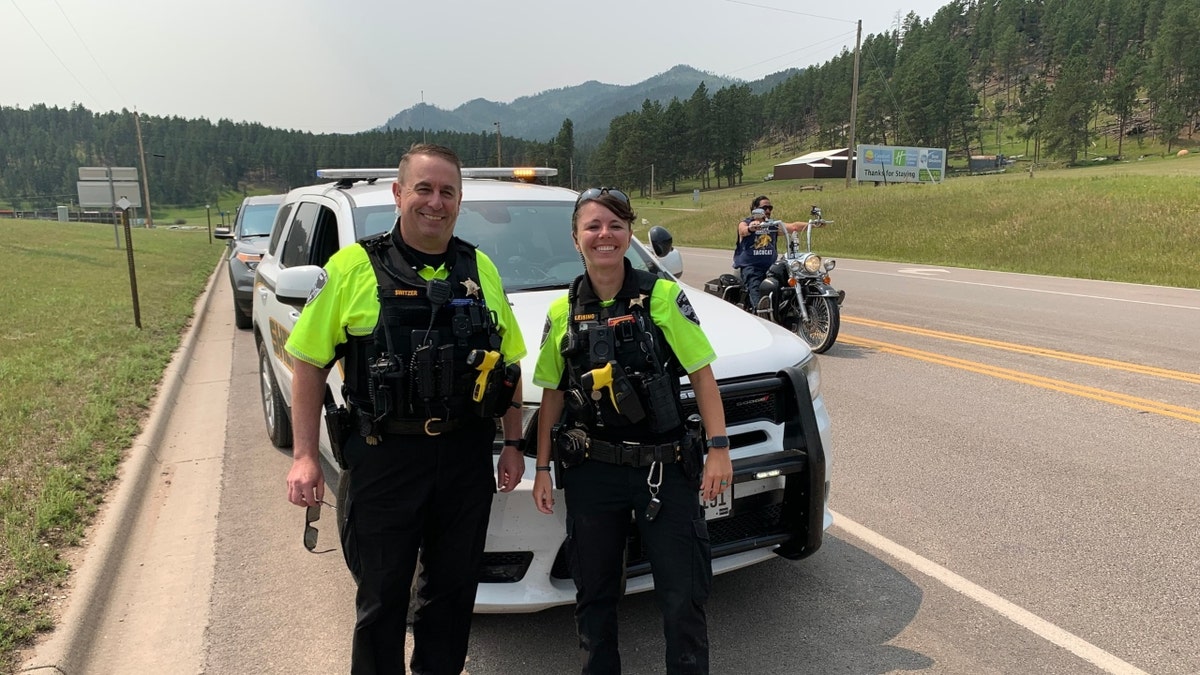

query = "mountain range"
[{"left": 378, "top": 64, "right": 799, "bottom": 142}]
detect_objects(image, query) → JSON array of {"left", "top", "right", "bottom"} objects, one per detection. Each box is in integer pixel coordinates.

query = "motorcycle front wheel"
[{"left": 799, "top": 296, "right": 840, "bottom": 353}]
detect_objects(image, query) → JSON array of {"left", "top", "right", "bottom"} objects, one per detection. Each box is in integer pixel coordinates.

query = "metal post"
[
  {"left": 121, "top": 207, "right": 142, "bottom": 328},
  {"left": 206, "top": 204, "right": 212, "bottom": 244},
  {"left": 107, "top": 167, "right": 121, "bottom": 249}
]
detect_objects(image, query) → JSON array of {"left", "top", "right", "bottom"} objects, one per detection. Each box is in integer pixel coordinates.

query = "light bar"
[
  {"left": 461, "top": 167, "right": 558, "bottom": 178},
  {"left": 316, "top": 168, "right": 396, "bottom": 180},
  {"left": 315, "top": 167, "right": 558, "bottom": 181}
]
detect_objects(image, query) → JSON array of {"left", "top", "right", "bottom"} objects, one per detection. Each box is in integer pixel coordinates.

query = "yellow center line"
[
  {"left": 843, "top": 316, "right": 1200, "bottom": 385},
  {"left": 840, "top": 335, "right": 1200, "bottom": 425}
]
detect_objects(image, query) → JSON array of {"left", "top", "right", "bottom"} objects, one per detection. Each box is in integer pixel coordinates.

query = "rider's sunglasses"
[
  {"left": 303, "top": 500, "right": 336, "bottom": 552},
  {"left": 575, "top": 187, "right": 630, "bottom": 209},
  {"left": 760, "top": 205, "right": 773, "bottom": 212}
]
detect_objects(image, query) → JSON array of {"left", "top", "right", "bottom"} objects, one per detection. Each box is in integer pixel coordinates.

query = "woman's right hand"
[{"left": 532, "top": 471, "right": 555, "bottom": 514}]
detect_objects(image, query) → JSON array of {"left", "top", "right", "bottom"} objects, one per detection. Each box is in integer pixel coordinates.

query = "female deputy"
[{"left": 532, "top": 187, "right": 731, "bottom": 674}]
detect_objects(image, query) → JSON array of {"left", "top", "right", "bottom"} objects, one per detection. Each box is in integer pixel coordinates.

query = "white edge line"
[{"left": 830, "top": 510, "right": 1151, "bottom": 675}]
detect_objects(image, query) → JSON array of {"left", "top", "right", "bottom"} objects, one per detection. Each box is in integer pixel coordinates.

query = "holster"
[
  {"left": 680, "top": 414, "right": 705, "bottom": 481},
  {"left": 679, "top": 427, "right": 704, "bottom": 481},
  {"left": 323, "top": 388, "right": 353, "bottom": 471}
]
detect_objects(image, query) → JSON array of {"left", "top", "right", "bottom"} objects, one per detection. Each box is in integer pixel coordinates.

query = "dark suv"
[{"left": 215, "top": 194, "right": 284, "bottom": 328}]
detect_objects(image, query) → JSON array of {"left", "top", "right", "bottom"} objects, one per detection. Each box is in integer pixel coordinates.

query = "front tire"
[
  {"left": 799, "top": 296, "right": 840, "bottom": 353},
  {"left": 258, "top": 340, "right": 294, "bottom": 448}
]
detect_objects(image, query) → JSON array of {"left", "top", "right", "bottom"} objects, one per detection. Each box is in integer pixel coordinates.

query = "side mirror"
[
  {"left": 657, "top": 249, "right": 683, "bottom": 278},
  {"left": 276, "top": 265, "right": 324, "bottom": 308},
  {"left": 213, "top": 227, "right": 233, "bottom": 239}
]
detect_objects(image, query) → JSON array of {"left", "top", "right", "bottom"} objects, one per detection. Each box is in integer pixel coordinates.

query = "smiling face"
[
  {"left": 573, "top": 200, "right": 631, "bottom": 270},
  {"left": 392, "top": 152, "right": 462, "bottom": 254}
]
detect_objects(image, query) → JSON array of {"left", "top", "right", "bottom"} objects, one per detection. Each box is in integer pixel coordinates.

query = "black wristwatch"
[
  {"left": 503, "top": 438, "right": 524, "bottom": 452},
  {"left": 706, "top": 436, "right": 730, "bottom": 450}
]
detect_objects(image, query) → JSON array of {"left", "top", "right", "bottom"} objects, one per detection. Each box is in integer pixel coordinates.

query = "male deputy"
[
  {"left": 285, "top": 144, "right": 526, "bottom": 674},
  {"left": 733, "top": 195, "right": 805, "bottom": 308}
]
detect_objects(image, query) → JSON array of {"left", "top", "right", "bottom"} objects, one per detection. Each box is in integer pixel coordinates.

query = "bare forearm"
[
  {"left": 291, "top": 360, "right": 331, "bottom": 462},
  {"left": 537, "top": 390, "right": 565, "bottom": 466}
]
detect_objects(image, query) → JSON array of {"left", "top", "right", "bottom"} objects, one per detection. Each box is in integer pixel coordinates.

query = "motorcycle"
[{"left": 704, "top": 205, "right": 845, "bottom": 353}]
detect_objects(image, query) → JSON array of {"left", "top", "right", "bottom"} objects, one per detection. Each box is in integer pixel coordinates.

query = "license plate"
[{"left": 700, "top": 486, "right": 732, "bottom": 520}]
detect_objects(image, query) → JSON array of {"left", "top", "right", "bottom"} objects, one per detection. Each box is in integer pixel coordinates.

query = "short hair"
[
  {"left": 572, "top": 193, "right": 637, "bottom": 232},
  {"left": 751, "top": 195, "right": 770, "bottom": 210},
  {"left": 397, "top": 143, "right": 462, "bottom": 184}
]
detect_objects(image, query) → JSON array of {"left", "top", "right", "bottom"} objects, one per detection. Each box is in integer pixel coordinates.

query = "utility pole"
[
  {"left": 421, "top": 90, "right": 427, "bottom": 143},
  {"left": 493, "top": 121, "right": 502, "bottom": 167},
  {"left": 650, "top": 163, "right": 654, "bottom": 201},
  {"left": 845, "top": 19, "right": 862, "bottom": 188},
  {"left": 134, "top": 111, "right": 156, "bottom": 227}
]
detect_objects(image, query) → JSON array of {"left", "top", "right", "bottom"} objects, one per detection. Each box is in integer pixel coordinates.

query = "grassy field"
[
  {"left": 634, "top": 151, "right": 1200, "bottom": 289},
  {"left": 0, "top": 222, "right": 219, "bottom": 670},
  {"left": 2, "top": 155, "right": 1199, "bottom": 669}
]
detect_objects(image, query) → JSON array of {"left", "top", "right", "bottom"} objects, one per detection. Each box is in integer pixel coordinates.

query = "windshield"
[
  {"left": 238, "top": 203, "right": 281, "bottom": 237},
  {"left": 352, "top": 200, "right": 659, "bottom": 292}
]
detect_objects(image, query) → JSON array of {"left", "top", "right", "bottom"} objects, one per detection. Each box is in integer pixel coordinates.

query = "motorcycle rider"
[{"left": 733, "top": 196, "right": 806, "bottom": 309}]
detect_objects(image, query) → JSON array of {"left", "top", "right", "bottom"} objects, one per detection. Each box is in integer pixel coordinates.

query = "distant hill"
[{"left": 378, "top": 64, "right": 799, "bottom": 141}]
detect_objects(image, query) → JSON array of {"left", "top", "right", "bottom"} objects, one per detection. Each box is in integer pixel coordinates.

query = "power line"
[
  {"left": 722, "top": 0, "right": 858, "bottom": 25},
  {"left": 8, "top": 0, "right": 107, "bottom": 110},
  {"left": 50, "top": 0, "right": 127, "bottom": 105}
]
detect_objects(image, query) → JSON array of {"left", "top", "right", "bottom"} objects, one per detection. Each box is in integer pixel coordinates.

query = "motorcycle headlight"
[
  {"left": 824, "top": 259, "right": 837, "bottom": 272},
  {"left": 802, "top": 254, "right": 823, "bottom": 275},
  {"left": 787, "top": 259, "right": 804, "bottom": 277}
]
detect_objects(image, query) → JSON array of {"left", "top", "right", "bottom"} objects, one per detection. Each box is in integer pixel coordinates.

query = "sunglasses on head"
[
  {"left": 575, "top": 187, "right": 630, "bottom": 209},
  {"left": 303, "top": 500, "right": 335, "bottom": 552}
]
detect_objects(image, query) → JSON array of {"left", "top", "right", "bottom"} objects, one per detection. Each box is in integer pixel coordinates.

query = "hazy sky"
[{"left": 2, "top": 0, "right": 950, "bottom": 135}]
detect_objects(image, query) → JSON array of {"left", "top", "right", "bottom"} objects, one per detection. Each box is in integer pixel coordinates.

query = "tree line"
[
  {"left": 0, "top": 107, "right": 577, "bottom": 210},
  {"left": 587, "top": 0, "right": 1199, "bottom": 193},
  {"left": 2, "top": 0, "right": 1198, "bottom": 209}
]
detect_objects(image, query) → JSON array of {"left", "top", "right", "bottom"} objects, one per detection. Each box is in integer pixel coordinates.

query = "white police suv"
[{"left": 251, "top": 167, "right": 833, "bottom": 612}]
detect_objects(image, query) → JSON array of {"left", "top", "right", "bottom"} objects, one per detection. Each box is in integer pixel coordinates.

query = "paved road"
[{"left": 24, "top": 251, "right": 1200, "bottom": 673}]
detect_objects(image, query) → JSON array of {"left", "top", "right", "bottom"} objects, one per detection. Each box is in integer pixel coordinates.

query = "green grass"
[
  {"left": 0, "top": 221, "right": 219, "bottom": 671},
  {"left": 633, "top": 151, "right": 1200, "bottom": 289}
]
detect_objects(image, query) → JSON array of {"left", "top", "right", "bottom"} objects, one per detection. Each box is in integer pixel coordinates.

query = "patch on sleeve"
[
  {"left": 539, "top": 316, "right": 552, "bottom": 347},
  {"left": 306, "top": 270, "right": 328, "bottom": 305},
  {"left": 675, "top": 289, "right": 700, "bottom": 326}
]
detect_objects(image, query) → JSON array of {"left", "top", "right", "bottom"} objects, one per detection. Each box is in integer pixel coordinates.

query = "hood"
[{"left": 508, "top": 284, "right": 813, "bottom": 402}]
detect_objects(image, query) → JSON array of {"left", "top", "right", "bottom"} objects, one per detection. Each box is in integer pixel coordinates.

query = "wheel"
[
  {"left": 258, "top": 340, "right": 293, "bottom": 447},
  {"left": 234, "top": 305, "right": 252, "bottom": 329},
  {"left": 798, "top": 296, "right": 840, "bottom": 354}
]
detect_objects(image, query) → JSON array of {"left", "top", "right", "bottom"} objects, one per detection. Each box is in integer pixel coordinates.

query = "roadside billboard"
[{"left": 855, "top": 145, "right": 946, "bottom": 184}]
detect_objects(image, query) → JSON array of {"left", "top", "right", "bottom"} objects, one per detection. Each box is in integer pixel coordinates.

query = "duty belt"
[
  {"left": 586, "top": 438, "right": 680, "bottom": 467},
  {"left": 376, "top": 417, "right": 465, "bottom": 437}
]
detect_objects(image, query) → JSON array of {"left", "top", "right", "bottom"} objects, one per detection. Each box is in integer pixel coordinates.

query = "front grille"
[{"left": 681, "top": 375, "right": 786, "bottom": 427}]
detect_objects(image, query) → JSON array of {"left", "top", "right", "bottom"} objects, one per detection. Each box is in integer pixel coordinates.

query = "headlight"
[
  {"left": 802, "top": 254, "right": 824, "bottom": 275},
  {"left": 235, "top": 251, "right": 263, "bottom": 269},
  {"left": 797, "top": 352, "right": 821, "bottom": 400},
  {"left": 787, "top": 259, "right": 803, "bottom": 277}
]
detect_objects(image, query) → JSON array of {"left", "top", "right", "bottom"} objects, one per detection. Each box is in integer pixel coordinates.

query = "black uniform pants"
[
  {"left": 562, "top": 459, "right": 712, "bottom": 675},
  {"left": 340, "top": 420, "right": 496, "bottom": 675}
]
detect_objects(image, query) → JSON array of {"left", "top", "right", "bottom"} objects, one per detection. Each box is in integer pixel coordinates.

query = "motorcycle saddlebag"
[{"left": 704, "top": 274, "right": 744, "bottom": 305}]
